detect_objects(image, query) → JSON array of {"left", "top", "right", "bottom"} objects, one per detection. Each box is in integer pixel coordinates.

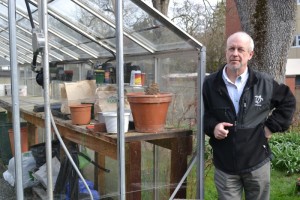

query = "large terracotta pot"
[{"left": 126, "top": 92, "right": 172, "bottom": 133}]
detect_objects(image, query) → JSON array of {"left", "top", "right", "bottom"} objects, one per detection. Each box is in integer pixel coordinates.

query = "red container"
[{"left": 9, "top": 127, "right": 28, "bottom": 156}]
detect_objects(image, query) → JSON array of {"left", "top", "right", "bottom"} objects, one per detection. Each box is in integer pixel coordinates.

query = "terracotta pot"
[
  {"left": 9, "top": 127, "right": 28, "bottom": 156},
  {"left": 69, "top": 104, "right": 92, "bottom": 125},
  {"left": 126, "top": 92, "right": 172, "bottom": 133}
]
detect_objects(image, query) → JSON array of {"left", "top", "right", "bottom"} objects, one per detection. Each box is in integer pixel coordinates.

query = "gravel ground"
[
  {"left": 0, "top": 161, "right": 17, "bottom": 200},
  {"left": 0, "top": 158, "right": 36, "bottom": 200}
]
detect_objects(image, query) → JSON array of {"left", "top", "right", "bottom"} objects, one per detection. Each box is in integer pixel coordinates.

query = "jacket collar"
[{"left": 213, "top": 64, "right": 258, "bottom": 88}]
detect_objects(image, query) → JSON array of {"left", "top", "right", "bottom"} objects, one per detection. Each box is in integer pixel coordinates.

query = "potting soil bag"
[
  {"left": 94, "top": 85, "right": 130, "bottom": 115},
  {"left": 3, "top": 151, "right": 39, "bottom": 188},
  {"left": 60, "top": 80, "right": 96, "bottom": 114},
  {"left": 32, "top": 156, "right": 61, "bottom": 189}
]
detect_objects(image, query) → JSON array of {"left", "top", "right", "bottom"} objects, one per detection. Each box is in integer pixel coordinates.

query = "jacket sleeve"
[
  {"left": 203, "top": 79, "right": 220, "bottom": 138},
  {"left": 265, "top": 81, "right": 296, "bottom": 133}
]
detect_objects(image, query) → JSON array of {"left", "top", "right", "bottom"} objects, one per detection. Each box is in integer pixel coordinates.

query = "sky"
[
  {"left": 170, "top": 0, "right": 221, "bottom": 10},
  {"left": 143, "top": 0, "right": 222, "bottom": 12},
  {"left": 144, "top": 0, "right": 221, "bottom": 7},
  {"left": 172, "top": 0, "right": 221, "bottom": 5}
]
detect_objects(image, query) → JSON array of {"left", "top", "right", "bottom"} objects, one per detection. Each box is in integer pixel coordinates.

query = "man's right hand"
[{"left": 214, "top": 122, "right": 233, "bottom": 140}]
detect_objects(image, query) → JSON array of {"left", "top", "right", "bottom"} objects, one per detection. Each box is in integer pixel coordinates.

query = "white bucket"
[
  {"left": 4, "top": 85, "right": 27, "bottom": 96},
  {"left": 97, "top": 112, "right": 105, "bottom": 123},
  {"left": 0, "top": 84, "right": 5, "bottom": 96},
  {"left": 19, "top": 85, "right": 27, "bottom": 96},
  {"left": 103, "top": 112, "right": 130, "bottom": 133}
]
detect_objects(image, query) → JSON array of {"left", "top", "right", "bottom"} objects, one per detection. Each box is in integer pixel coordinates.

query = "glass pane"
[
  {"left": 125, "top": 0, "right": 194, "bottom": 51},
  {"left": 76, "top": 0, "right": 151, "bottom": 54},
  {"left": 48, "top": 0, "right": 117, "bottom": 51},
  {"left": 0, "top": 17, "right": 8, "bottom": 31},
  {"left": 0, "top": 4, "right": 7, "bottom": 19}
]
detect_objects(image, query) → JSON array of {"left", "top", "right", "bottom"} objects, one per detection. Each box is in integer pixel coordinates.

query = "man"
[{"left": 203, "top": 31, "right": 296, "bottom": 200}]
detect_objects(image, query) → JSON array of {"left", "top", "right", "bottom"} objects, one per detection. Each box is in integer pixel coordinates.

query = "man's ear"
[{"left": 249, "top": 51, "right": 254, "bottom": 60}]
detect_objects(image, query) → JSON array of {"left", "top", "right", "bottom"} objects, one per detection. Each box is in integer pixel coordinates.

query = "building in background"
[{"left": 288, "top": 0, "right": 300, "bottom": 98}]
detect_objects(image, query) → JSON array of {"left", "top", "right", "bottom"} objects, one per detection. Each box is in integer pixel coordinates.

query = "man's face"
[{"left": 225, "top": 36, "right": 254, "bottom": 72}]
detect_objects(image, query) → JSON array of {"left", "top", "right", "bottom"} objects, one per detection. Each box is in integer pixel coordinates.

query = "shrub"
[{"left": 269, "top": 131, "right": 300, "bottom": 175}]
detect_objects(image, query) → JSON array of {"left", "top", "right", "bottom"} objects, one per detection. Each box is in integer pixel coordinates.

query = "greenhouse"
[{"left": 0, "top": 0, "right": 206, "bottom": 199}]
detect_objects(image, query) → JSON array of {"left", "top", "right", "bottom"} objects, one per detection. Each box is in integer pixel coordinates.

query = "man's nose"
[{"left": 232, "top": 49, "right": 239, "bottom": 55}]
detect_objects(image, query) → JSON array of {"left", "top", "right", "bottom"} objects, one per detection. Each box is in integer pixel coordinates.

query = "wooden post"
[
  {"left": 27, "top": 123, "right": 38, "bottom": 147},
  {"left": 170, "top": 136, "right": 191, "bottom": 198},
  {"left": 126, "top": 142, "right": 141, "bottom": 200}
]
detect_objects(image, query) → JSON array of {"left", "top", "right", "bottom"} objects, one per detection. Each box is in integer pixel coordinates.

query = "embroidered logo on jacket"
[{"left": 254, "top": 95, "right": 263, "bottom": 107}]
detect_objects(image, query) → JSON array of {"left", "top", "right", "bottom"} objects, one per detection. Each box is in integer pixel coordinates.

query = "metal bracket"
[{"left": 32, "top": 30, "right": 45, "bottom": 54}]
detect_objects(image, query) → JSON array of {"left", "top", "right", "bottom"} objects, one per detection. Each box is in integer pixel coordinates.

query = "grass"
[{"left": 270, "top": 169, "right": 300, "bottom": 200}]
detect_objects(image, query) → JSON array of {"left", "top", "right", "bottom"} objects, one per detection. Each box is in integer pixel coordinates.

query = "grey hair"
[{"left": 227, "top": 31, "right": 254, "bottom": 52}]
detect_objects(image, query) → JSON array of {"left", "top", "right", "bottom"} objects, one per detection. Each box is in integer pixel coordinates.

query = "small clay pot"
[{"left": 69, "top": 104, "right": 92, "bottom": 125}]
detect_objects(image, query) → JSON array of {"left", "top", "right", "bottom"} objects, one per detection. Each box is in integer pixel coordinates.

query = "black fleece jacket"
[{"left": 203, "top": 66, "right": 296, "bottom": 174}]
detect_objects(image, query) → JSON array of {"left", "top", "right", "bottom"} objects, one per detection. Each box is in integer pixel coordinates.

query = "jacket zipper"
[
  {"left": 234, "top": 120, "right": 237, "bottom": 132},
  {"left": 239, "top": 86, "right": 249, "bottom": 127},
  {"left": 263, "top": 145, "right": 269, "bottom": 154},
  {"left": 221, "top": 85, "right": 239, "bottom": 171},
  {"left": 241, "top": 99, "right": 247, "bottom": 126},
  {"left": 233, "top": 119, "right": 237, "bottom": 171}
]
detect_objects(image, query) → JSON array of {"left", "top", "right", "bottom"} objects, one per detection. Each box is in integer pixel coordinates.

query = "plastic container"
[
  {"left": 5, "top": 85, "right": 27, "bottom": 96},
  {"left": 0, "top": 125, "right": 12, "bottom": 164},
  {"left": 64, "top": 70, "right": 73, "bottom": 81},
  {"left": 97, "top": 112, "right": 105, "bottom": 123},
  {"left": 0, "top": 111, "right": 7, "bottom": 123},
  {"left": 130, "top": 70, "right": 142, "bottom": 86},
  {"left": 19, "top": 85, "right": 27, "bottom": 96},
  {"left": 102, "top": 112, "right": 130, "bottom": 134},
  {"left": 94, "top": 70, "right": 105, "bottom": 84},
  {"left": 0, "top": 84, "right": 5, "bottom": 96},
  {"left": 0, "top": 114, "right": 12, "bottom": 164}
]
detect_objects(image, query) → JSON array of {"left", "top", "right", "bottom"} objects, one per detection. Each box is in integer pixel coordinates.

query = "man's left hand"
[{"left": 264, "top": 126, "right": 272, "bottom": 140}]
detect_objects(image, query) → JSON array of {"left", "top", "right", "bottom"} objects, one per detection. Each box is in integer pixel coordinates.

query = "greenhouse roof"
[{"left": 0, "top": 0, "right": 203, "bottom": 66}]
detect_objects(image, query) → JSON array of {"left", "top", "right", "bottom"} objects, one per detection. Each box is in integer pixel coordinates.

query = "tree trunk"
[
  {"left": 234, "top": 0, "right": 296, "bottom": 83},
  {"left": 152, "top": 0, "right": 170, "bottom": 16}
]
